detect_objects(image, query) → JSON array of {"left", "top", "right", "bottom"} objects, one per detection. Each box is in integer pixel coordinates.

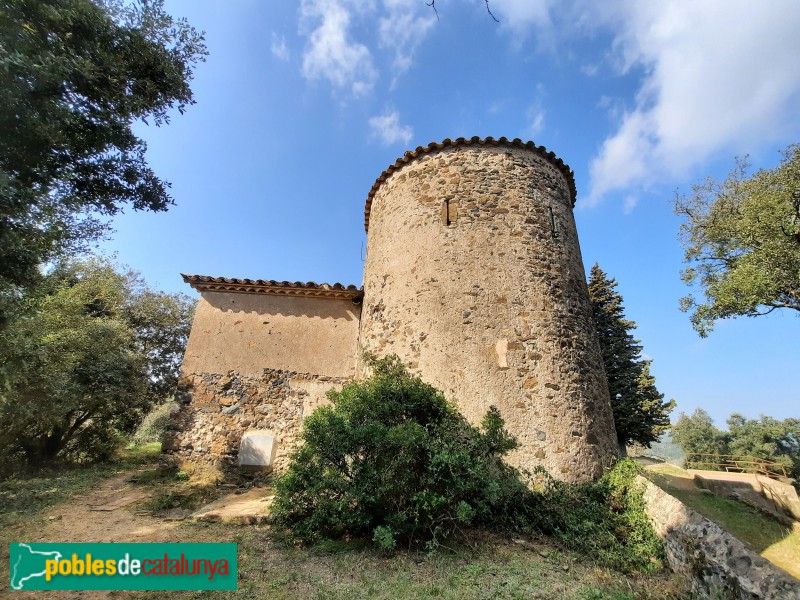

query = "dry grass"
[
  {"left": 0, "top": 453, "right": 693, "bottom": 600},
  {"left": 126, "top": 526, "right": 690, "bottom": 600},
  {"left": 135, "top": 458, "right": 226, "bottom": 513},
  {"left": 0, "top": 443, "right": 162, "bottom": 528}
]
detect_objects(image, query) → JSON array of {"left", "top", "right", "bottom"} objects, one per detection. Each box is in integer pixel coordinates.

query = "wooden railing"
[{"left": 684, "top": 453, "right": 789, "bottom": 480}]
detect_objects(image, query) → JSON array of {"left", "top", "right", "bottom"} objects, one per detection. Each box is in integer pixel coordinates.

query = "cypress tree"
[{"left": 588, "top": 264, "right": 675, "bottom": 453}]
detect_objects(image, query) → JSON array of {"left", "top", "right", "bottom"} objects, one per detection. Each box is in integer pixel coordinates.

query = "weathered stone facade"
[
  {"left": 166, "top": 286, "right": 361, "bottom": 470},
  {"left": 359, "top": 141, "right": 617, "bottom": 481},
  {"left": 169, "top": 137, "right": 618, "bottom": 482},
  {"left": 164, "top": 369, "right": 346, "bottom": 472}
]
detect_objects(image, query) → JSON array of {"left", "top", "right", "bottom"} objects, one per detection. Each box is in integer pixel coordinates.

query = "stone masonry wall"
[
  {"left": 359, "top": 144, "right": 618, "bottom": 482},
  {"left": 164, "top": 369, "right": 348, "bottom": 472},
  {"left": 641, "top": 476, "right": 800, "bottom": 599},
  {"left": 165, "top": 289, "right": 360, "bottom": 471}
]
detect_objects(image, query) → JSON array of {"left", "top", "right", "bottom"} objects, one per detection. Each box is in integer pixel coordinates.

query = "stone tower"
[{"left": 357, "top": 137, "right": 617, "bottom": 482}]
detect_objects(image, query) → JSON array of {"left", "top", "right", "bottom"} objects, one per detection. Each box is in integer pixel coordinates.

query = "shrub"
[
  {"left": 522, "top": 459, "right": 665, "bottom": 572},
  {"left": 132, "top": 402, "right": 174, "bottom": 446},
  {"left": 271, "top": 355, "right": 522, "bottom": 550},
  {"left": 272, "top": 355, "right": 664, "bottom": 571}
]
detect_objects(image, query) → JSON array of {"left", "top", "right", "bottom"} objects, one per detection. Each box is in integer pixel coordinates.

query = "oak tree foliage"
[
  {"left": 725, "top": 413, "right": 800, "bottom": 480},
  {"left": 672, "top": 409, "right": 800, "bottom": 480},
  {"left": 676, "top": 144, "right": 800, "bottom": 336},
  {"left": 670, "top": 408, "right": 727, "bottom": 458},
  {"left": 0, "top": 258, "right": 194, "bottom": 468},
  {"left": 588, "top": 264, "right": 675, "bottom": 450},
  {"left": 0, "top": 0, "right": 206, "bottom": 297}
]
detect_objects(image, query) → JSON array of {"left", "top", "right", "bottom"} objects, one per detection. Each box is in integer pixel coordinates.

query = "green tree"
[
  {"left": 0, "top": 258, "right": 194, "bottom": 467},
  {"left": 726, "top": 414, "right": 800, "bottom": 479},
  {"left": 675, "top": 144, "right": 800, "bottom": 336},
  {"left": 588, "top": 264, "right": 675, "bottom": 452},
  {"left": 0, "top": 0, "right": 206, "bottom": 298},
  {"left": 670, "top": 408, "right": 728, "bottom": 459}
]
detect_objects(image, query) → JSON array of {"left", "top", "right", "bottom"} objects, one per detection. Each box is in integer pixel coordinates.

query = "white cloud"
[
  {"left": 491, "top": 0, "right": 554, "bottom": 31},
  {"left": 622, "top": 194, "right": 638, "bottom": 214},
  {"left": 299, "top": 0, "right": 377, "bottom": 97},
  {"left": 525, "top": 84, "right": 547, "bottom": 138},
  {"left": 526, "top": 106, "right": 545, "bottom": 138},
  {"left": 487, "top": 98, "right": 509, "bottom": 114},
  {"left": 271, "top": 33, "right": 290, "bottom": 62},
  {"left": 490, "top": 0, "right": 557, "bottom": 47},
  {"left": 378, "top": 0, "right": 436, "bottom": 80},
  {"left": 580, "top": 63, "right": 599, "bottom": 77},
  {"left": 585, "top": 0, "right": 800, "bottom": 205},
  {"left": 369, "top": 111, "right": 413, "bottom": 145}
]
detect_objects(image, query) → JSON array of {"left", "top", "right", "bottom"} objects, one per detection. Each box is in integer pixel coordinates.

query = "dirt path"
[
  {"left": 26, "top": 470, "right": 182, "bottom": 545},
  {"left": 2, "top": 464, "right": 695, "bottom": 600},
  {"left": 3, "top": 467, "right": 203, "bottom": 599}
]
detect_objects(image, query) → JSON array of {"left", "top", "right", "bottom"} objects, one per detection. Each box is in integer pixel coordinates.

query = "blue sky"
[{"left": 100, "top": 0, "right": 800, "bottom": 428}]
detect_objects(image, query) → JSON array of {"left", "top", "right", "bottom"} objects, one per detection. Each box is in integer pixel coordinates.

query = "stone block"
[{"left": 237, "top": 430, "right": 277, "bottom": 470}]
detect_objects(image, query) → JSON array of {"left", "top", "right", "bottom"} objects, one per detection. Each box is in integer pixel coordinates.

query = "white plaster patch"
[
  {"left": 238, "top": 430, "right": 277, "bottom": 469},
  {"left": 495, "top": 339, "right": 508, "bottom": 369}
]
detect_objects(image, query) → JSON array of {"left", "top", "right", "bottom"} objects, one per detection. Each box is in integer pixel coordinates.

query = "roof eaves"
[
  {"left": 363, "top": 136, "right": 576, "bottom": 233},
  {"left": 181, "top": 274, "right": 363, "bottom": 301}
]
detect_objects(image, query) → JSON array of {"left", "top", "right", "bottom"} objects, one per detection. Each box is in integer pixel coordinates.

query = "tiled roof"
[
  {"left": 182, "top": 274, "right": 363, "bottom": 300},
  {"left": 364, "top": 136, "right": 576, "bottom": 233}
]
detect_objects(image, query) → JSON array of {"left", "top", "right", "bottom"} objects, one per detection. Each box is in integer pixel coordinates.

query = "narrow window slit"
[
  {"left": 442, "top": 199, "right": 458, "bottom": 225},
  {"left": 549, "top": 206, "right": 559, "bottom": 239}
]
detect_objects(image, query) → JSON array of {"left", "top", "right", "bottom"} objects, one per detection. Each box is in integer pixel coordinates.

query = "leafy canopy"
[
  {"left": 726, "top": 413, "right": 800, "bottom": 479},
  {"left": 676, "top": 144, "right": 800, "bottom": 336},
  {"left": 588, "top": 264, "right": 674, "bottom": 449},
  {"left": 671, "top": 409, "right": 800, "bottom": 480},
  {"left": 0, "top": 257, "right": 195, "bottom": 468},
  {"left": 670, "top": 408, "right": 727, "bottom": 459},
  {"left": 0, "top": 0, "right": 206, "bottom": 294},
  {"left": 727, "top": 413, "right": 800, "bottom": 478}
]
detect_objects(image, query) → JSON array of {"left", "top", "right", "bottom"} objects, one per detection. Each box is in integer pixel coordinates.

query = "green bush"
[
  {"left": 272, "top": 355, "right": 664, "bottom": 571},
  {"left": 132, "top": 401, "right": 174, "bottom": 446},
  {"left": 271, "top": 355, "right": 522, "bottom": 550},
  {"left": 522, "top": 459, "right": 665, "bottom": 572}
]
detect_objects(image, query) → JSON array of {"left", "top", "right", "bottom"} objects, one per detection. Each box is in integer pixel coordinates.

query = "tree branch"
[
  {"left": 426, "top": 0, "right": 439, "bottom": 20},
  {"left": 425, "top": 1, "right": 499, "bottom": 23},
  {"left": 485, "top": 0, "right": 499, "bottom": 22},
  {"left": 60, "top": 408, "right": 97, "bottom": 450}
]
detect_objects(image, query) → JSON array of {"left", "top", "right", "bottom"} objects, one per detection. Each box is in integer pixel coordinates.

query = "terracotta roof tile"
[
  {"left": 182, "top": 274, "right": 363, "bottom": 301},
  {"left": 364, "top": 136, "right": 576, "bottom": 232}
]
